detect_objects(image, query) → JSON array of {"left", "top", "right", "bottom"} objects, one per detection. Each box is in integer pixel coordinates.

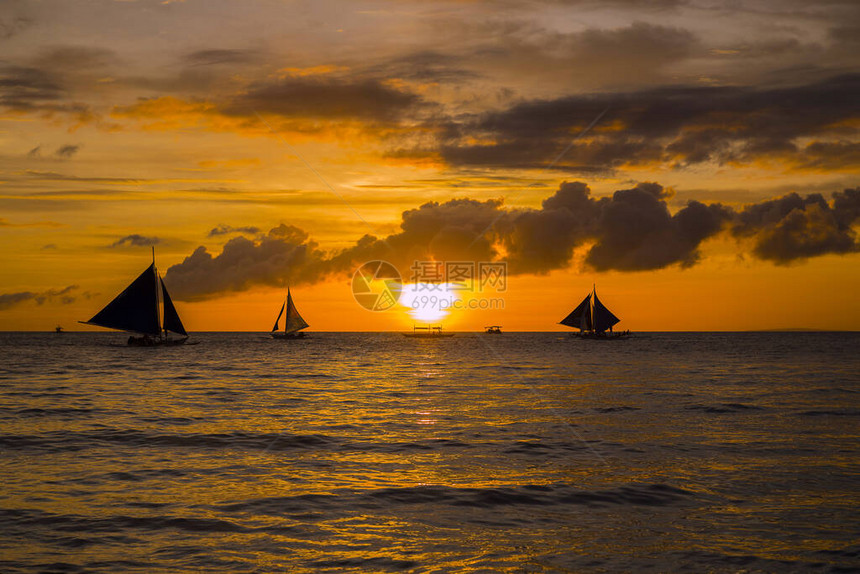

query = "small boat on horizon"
[
  {"left": 271, "top": 288, "right": 309, "bottom": 339},
  {"left": 403, "top": 325, "right": 455, "bottom": 338},
  {"left": 55, "top": 325, "right": 64, "bottom": 334},
  {"left": 484, "top": 325, "right": 502, "bottom": 334},
  {"left": 80, "top": 249, "right": 189, "bottom": 346},
  {"left": 560, "top": 285, "right": 630, "bottom": 339}
]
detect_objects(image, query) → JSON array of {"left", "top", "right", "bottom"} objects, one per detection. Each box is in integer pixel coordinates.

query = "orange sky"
[{"left": 1, "top": 0, "right": 858, "bottom": 331}]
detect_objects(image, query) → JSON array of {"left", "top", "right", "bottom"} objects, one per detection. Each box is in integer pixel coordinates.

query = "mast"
[
  {"left": 153, "top": 247, "right": 162, "bottom": 335},
  {"left": 591, "top": 283, "right": 595, "bottom": 333}
]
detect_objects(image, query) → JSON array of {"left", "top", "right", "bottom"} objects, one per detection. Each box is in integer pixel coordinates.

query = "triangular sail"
[
  {"left": 272, "top": 302, "right": 285, "bottom": 332},
  {"left": 592, "top": 292, "right": 620, "bottom": 332},
  {"left": 84, "top": 263, "right": 160, "bottom": 336},
  {"left": 161, "top": 279, "right": 187, "bottom": 336},
  {"left": 283, "top": 290, "right": 309, "bottom": 334},
  {"left": 560, "top": 294, "right": 592, "bottom": 330}
]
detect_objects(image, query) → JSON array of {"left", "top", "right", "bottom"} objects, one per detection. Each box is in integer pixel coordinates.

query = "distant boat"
[
  {"left": 80, "top": 249, "right": 189, "bottom": 346},
  {"left": 55, "top": 325, "right": 64, "bottom": 334},
  {"left": 560, "top": 285, "right": 630, "bottom": 339},
  {"left": 271, "top": 288, "right": 309, "bottom": 339},
  {"left": 484, "top": 325, "right": 502, "bottom": 334},
  {"left": 403, "top": 325, "right": 454, "bottom": 338}
]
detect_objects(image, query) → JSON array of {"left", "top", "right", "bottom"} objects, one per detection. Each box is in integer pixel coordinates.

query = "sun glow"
[{"left": 398, "top": 283, "right": 463, "bottom": 324}]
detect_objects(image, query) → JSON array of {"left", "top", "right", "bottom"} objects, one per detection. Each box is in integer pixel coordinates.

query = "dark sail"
[
  {"left": 592, "top": 292, "right": 620, "bottom": 332},
  {"left": 272, "top": 302, "right": 285, "bottom": 332},
  {"left": 560, "top": 294, "right": 592, "bottom": 330},
  {"left": 85, "top": 263, "right": 160, "bottom": 335},
  {"left": 161, "top": 279, "right": 187, "bottom": 336},
  {"left": 284, "top": 290, "right": 309, "bottom": 334}
]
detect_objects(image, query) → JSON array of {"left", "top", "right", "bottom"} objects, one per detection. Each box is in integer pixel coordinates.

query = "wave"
[
  {"left": 685, "top": 402, "right": 765, "bottom": 413},
  {"left": 215, "top": 483, "right": 695, "bottom": 516},
  {"left": 798, "top": 408, "right": 860, "bottom": 417},
  {"left": 0, "top": 428, "right": 482, "bottom": 455}
]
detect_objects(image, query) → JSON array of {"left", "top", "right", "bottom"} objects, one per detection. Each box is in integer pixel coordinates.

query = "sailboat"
[
  {"left": 560, "top": 285, "right": 630, "bottom": 339},
  {"left": 80, "top": 248, "right": 189, "bottom": 346},
  {"left": 271, "top": 288, "right": 309, "bottom": 339}
]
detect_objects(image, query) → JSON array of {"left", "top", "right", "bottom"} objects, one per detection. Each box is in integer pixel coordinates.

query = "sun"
[{"left": 398, "top": 283, "right": 463, "bottom": 324}]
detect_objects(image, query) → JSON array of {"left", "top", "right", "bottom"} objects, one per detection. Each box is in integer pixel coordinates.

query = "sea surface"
[{"left": 1, "top": 331, "right": 858, "bottom": 573}]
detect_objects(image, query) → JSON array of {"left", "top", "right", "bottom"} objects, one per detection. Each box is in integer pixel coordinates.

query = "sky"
[{"left": 0, "top": 0, "right": 858, "bottom": 332}]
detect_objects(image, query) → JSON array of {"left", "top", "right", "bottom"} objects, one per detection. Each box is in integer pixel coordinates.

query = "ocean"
[{"left": 1, "top": 331, "right": 858, "bottom": 573}]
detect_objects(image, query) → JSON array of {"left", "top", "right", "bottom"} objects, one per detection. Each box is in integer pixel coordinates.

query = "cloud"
[
  {"left": 0, "top": 65, "right": 63, "bottom": 111},
  {"left": 183, "top": 49, "right": 261, "bottom": 67},
  {"left": 0, "top": 285, "right": 81, "bottom": 310},
  {"left": 164, "top": 225, "right": 329, "bottom": 301},
  {"left": 225, "top": 76, "right": 425, "bottom": 123},
  {"left": 163, "top": 182, "right": 860, "bottom": 300},
  {"left": 493, "top": 181, "right": 734, "bottom": 273},
  {"left": 110, "top": 234, "right": 160, "bottom": 248},
  {"left": 33, "top": 45, "right": 116, "bottom": 72},
  {"left": 0, "top": 63, "right": 91, "bottom": 118},
  {"left": 732, "top": 188, "right": 860, "bottom": 264},
  {"left": 207, "top": 224, "right": 261, "bottom": 237},
  {"left": 55, "top": 144, "right": 80, "bottom": 158},
  {"left": 24, "top": 143, "right": 81, "bottom": 159},
  {"left": 421, "top": 74, "right": 860, "bottom": 173}
]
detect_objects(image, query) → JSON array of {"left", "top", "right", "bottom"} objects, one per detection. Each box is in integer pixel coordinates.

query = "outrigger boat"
[
  {"left": 271, "top": 288, "right": 309, "bottom": 339},
  {"left": 560, "top": 285, "right": 630, "bottom": 339},
  {"left": 484, "top": 325, "right": 502, "bottom": 334},
  {"left": 80, "top": 248, "right": 189, "bottom": 346},
  {"left": 403, "top": 325, "right": 455, "bottom": 338}
]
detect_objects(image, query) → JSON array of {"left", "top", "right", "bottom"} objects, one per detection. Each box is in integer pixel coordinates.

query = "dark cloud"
[
  {"left": 494, "top": 182, "right": 732, "bottom": 273},
  {"left": 110, "top": 234, "right": 160, "bottom": 248},
  {"left": 0, "top": 65, "right": 63, "bottom": 111},
  {"left": 164, "top": 225, "right": 329, "bottom": 301},
  {"left": 331, "top": 198, "right": 504, "bottom": 273},
  {"left": 423, "top": 74, "right": 860, "bottom": 173},
  {"left": 0, "top": 285, "right": 80, "bottom": 310},
  {"left": 733, "top": 188, "right": 860, "bottom": 264},
  {"left": 25, "top": 144, "right": 80, "bottom": 159},
  {"left": 571, "top": 21, "right": 698, "bottom": 72},
  {"left": 33, "top": 45, "right": 116, "bottom": 72},
  {"left": 367, "top": 51, "right": 481, "bottom": 84},
  {"left": 208, "top": 224, "right": 262, "bottom": 237},
  {"left": 55, "top": 144, "right": 80, "bottom": 158},
  {"left": 183, "top": 49, "right": 261, "bottom": 67},
  {"left": 164, "top": 182, "right": 860, "bottom": 301},
  {"left": 225, "top": 77, "right": 424, "bottom": 122}
]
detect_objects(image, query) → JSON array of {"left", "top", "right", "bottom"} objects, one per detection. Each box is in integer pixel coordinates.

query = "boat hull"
[
  {"left": 572, "top": 331, "right": 631, "bottom": 340},
  {"left": 271, "top": 332, "right": 307, "bottom": 339},
  {"left": 402, "top": 333, "right": 455, "bottom": 338},
  {"left": 127, "top": 336, "right": 188, "bottom": 347}
]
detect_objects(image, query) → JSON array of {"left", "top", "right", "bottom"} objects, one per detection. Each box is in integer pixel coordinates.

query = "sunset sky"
[{"left": 1, "top": 0, "right": 858, "bottom": 331}]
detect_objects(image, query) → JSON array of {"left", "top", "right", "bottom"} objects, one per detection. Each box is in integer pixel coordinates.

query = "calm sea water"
[{"left": 1, "top": 332, "right": 858, "bottom": 573}]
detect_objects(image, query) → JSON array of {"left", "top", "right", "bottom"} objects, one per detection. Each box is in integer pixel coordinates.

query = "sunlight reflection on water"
[{"left": 0, "top": 331, "right": 858, "bottom": 572}]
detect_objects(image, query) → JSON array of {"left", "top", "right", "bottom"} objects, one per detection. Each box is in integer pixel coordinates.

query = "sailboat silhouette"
[{"left": 80, "top": 248, "right": 189, "bottom": 346}]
